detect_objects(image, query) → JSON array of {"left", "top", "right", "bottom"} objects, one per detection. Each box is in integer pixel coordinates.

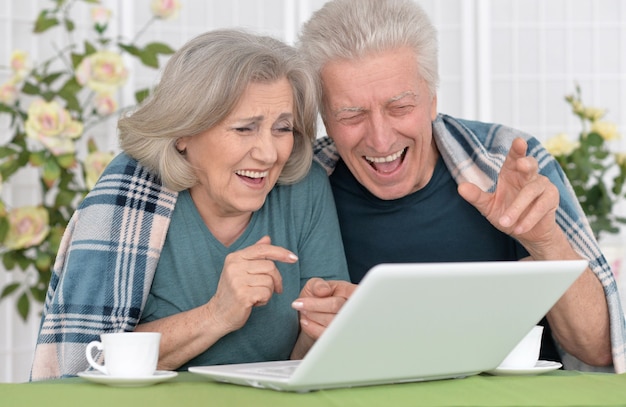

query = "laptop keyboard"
[{"left": 240, "top": 364, "right": 298, "bottom": 378}]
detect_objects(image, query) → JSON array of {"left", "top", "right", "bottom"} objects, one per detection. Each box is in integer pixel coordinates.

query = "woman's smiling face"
[{"left": 177, "top": 78, "right": 294, "bottom": 217}]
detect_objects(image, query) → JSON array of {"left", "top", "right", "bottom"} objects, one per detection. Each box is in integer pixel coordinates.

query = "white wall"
[{"left": 1, "top": 0, "right": 625, "bottom": 382}]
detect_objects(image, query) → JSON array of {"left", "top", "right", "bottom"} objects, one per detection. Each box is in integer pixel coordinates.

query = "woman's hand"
[
  {"left": 135, "top": 235, "right": 297, "bottom": 370},
  {"left": 207, "top": 235, "right": 298, "bottom": 333}
]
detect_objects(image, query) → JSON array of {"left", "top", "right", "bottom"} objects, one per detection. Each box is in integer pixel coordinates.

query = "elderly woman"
[{"left": 30, "top": 29, "right": 351, "bottom": 381}]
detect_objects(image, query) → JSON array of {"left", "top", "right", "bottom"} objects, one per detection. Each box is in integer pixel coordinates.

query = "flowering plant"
[
  {"left": 0, "top": 0, "right": 180, "bottom": 320},
  {"left": 545, "top": 85, "right": 626, "bottom": 241}
]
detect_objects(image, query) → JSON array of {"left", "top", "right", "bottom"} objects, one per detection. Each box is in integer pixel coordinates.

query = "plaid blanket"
[
  {"left": 30, "top": 153, "right": 178, "bottom": 380},
  {"left": 314, "top": 113, "right": 626, "bottom": 373}
]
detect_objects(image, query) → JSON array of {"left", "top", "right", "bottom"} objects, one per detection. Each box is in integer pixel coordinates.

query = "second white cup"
[
  {"left": 498, "top": 325, "right": 544, "bottom": 369},
  {"left": 85, "top": 332, "right": 161, "bottom": 378}
]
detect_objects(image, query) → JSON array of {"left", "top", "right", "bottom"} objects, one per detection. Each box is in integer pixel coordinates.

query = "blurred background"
[{"left": 1, "top": 0, "right": 625, "bottom": 383}]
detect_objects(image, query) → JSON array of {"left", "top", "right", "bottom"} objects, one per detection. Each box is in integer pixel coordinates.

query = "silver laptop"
[{"left": 189, "top": 260, "right": 587, "bottom": 392}]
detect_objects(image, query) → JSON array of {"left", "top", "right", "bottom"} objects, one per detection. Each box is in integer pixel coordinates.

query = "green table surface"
[{"left": 3, "top": 370, "right": 626, "bottom": 407}]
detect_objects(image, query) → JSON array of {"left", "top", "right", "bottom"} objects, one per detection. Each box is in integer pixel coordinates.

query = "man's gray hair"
[{"left": 298, "top": 0, "right": 439, "bottom": 106}]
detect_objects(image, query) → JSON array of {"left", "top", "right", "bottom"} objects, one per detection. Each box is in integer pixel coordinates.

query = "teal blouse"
[{"left": 141, "top": 162, "right": 349, "bottom": 370}]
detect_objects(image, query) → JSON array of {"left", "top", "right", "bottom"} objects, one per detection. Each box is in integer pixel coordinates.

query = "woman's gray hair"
[
  {"left": 118, "top": 29, "right": 317, "bottom": 191},
  {"left": 297, "top": 0, "right": 438, "bottom": 113}
]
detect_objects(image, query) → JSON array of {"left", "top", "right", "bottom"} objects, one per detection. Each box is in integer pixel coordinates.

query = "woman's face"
[{"left": 177, "top": 78, "right": 295, "bottom": 218}]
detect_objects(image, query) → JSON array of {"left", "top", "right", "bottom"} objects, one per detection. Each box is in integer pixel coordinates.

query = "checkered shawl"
[
  {"left": 30, "top": 153, "right": 178, "bottom": 381},
  {"left": 314, "top": 113, "right": 626, "bottom": 373}
]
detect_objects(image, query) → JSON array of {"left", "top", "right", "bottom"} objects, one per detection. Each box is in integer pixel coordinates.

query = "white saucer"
[
  {"left": 77, "top": 370, "right": 178, "bottom": 387},
  {"left": 485, "top": 360, "right": 562, "bottom": 376}
]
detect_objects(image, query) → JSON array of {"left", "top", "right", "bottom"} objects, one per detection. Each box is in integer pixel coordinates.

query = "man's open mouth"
[{"left": 364, "top": 147, "right": 407, "bottom": 173}]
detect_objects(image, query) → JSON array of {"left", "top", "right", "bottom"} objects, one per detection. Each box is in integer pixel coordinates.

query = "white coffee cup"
[
  {"left": 85, "top": 332, "right": 161, "bottom": 377},
  {"left": 498, "top": 325, "right": 544, "bottom": 369}
]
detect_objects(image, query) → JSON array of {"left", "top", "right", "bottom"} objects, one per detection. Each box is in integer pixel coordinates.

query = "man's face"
[{"left": 321, "top": 47, "right": 438, "bottom": 200}]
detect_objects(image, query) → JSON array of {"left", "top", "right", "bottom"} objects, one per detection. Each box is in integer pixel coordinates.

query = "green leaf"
[
  {"left": 0, "top": 146, "right": 18, "bottom": 159},
  {"left": 29, "top": 150, "right": 47, "bottom": 166},
  {"left": 48, "top": 226, "right": 65, "bottom": 254},
  {"left": 41, "top": 72, "right": 64, "bottom": 86},
  {"left": 615, "top": 216, "right": 626, "bottom": 224},
  {"left": 97, "top": 37, "right": 111, "bottom": 47},
  {"left": 30, "top": 285, "right": 47, "bottom": 303},
  {"left": 2, "top": 253, "right": 16, "bottom": 271},
  {"left": 95, "top": 23, "right": 107, "bottom": 35},
  {"left": 57, "top": 153, "right": 76, "bottom": 169},
  {"left": 43, "top": 159, "right": 62, "bottom": 186},
  {"left": 0, "top": 103, "right": 14, "bottom": 113},
  {"left": 118, "top": 43, "right": 142, "bottom": 57},
  {"left": 85, "top": 138, "right": 96, "bottom": 154},
  {"left": 64, "top": 93, "right": 81, "bottom": 112},
  {"left": 0, "top": 155, "right": 26, "bottom": 179},
  {"left": 1, "top": 283, "right": 20, "bottom": 299},
  {"left": 71, "top": 52, "right": 85, "bottom": 69},
  {"left": 16, "top": 254, "right": 32, "bottom": 271},
  {"left": 17, "top": 292, "right": 30, "bottom": 321},
  {"left": 586, "top": 132, "right": 604, "bottom": 146},
  {"left": 144, "top": 42, "right": 175, "bottom": 55},
  {"left": 59, "top": 76, "right": 81, "bottom": 94},
  {"left": 84, "top": 40, "right": 97, "bottom": 56},
  {"left": 64, "top": 18, "right": 75, "bottom": 32},
  {"left": 21, "top": 82, "right": 40, "bottom": 95},
  {"left": 0, "top": 217, "right": 8, "bottom": 243},
  {"left": 139, "top": 51, "right": 159, "bottom": 68},
  {"left": 34, "top": 13, "right": 59, "bottom": 33},
  {"left": 55, "top": 188, "right": 78, "bottom": 207},
  {"left": 135, "top": 88, "right": 150, "bottom": 103},
  {"left": 58, "top": 77, "right": 82, "bottom": 112},
  {"left": 41, "top": 91, "right": 56, "bottom": 102}
]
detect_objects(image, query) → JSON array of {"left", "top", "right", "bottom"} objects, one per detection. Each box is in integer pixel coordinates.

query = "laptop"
[{"left": 189, "top": 259, "right": 587, "bottom": 392}]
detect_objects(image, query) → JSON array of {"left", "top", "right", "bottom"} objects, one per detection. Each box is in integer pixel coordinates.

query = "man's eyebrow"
[
  {"left": 330, "top": 91, "right": 417, "bottom": 117},
  {"left": 388, "top": 91, "right": 417, "bottom": 103},
  {"left": 331, "top": 106, "right": 366, "bottom": 117}
]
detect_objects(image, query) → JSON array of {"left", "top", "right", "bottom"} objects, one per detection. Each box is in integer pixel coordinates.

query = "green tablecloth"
[{"left": 3, "top": 371, "right": 626, "bottom": 407}]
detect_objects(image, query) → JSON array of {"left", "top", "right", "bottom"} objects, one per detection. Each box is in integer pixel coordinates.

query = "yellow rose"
[
  {"left": 91, "top": 6, "right": 112, "bottom": 26},
  {"left": 10, "top": 50, "right": 30, "bottom": 81},
  {"left": 4, "top": 206, "right": 50, "bottom": 250},
  {"left": 583, "top": 107, "right": 606, "bottom": 122},
  {"left": 544, "top": 133, "right": 579, "bottom": 157},
  {"left": 25, "top": 99, "right": 84, "bottom": 155},
  {"left": 150, "top": 0, "right": 181, "bottom": 19},
  {"left": 591, "top": 121, "right": 620, "bottom": 141},
  {"left": 84, "top": 151, "right": 115, "bottom": 190},
  {"left": 94, "top": 93, "right": 118, "bottom": 116},
  {"left": 0, "top": 81, "right": 18, "bottom": 104},
  {"left": 571, "top": 100, "right": 584, "bottom": 116},
  {"left": 76, "top": 51, "right": 128, "bottom": 93}
]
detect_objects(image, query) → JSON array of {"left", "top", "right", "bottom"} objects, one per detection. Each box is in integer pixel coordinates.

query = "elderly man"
[{"left": 294, "top": 0, "right": 625, "bottom": 373}]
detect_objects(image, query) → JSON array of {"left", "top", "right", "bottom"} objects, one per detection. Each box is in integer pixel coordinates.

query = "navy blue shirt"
[
  {"left": 330, "top": 156, "right": 528, "bottom": 283},
  {"left": 329, "top": 156, "right": 561, "bottom": 363}
]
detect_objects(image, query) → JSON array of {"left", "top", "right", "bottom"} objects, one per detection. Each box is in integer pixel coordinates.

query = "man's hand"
[
  {"left": 458, "top": 138, "right": 612, "bottom": 365},
  {"left": 292, "top": 278, "right": 357, "bottom": 340},
  {"left": 457, "top": 137, "right": 561, "bottom": 258}
]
